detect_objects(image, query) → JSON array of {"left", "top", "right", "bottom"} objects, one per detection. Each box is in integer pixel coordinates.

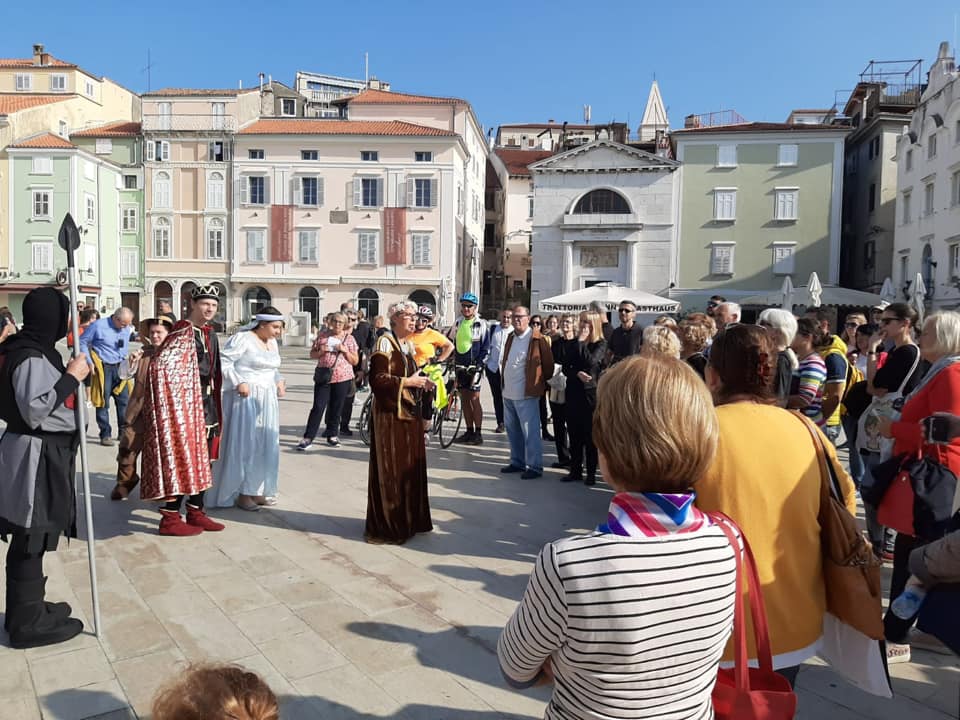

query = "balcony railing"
[
  {"left": 562, "top": 213, "right": 642, "bottom": 227},
  {"left": 142, "top": 114, "right": 237, "bottom": 132},
  {"left": 310, "top": 90, "right": 353, "bottom": 104}
]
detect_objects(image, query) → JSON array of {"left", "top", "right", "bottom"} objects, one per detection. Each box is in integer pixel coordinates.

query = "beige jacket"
[{"left": 910, "top": 528, "right": 960, "bottom": 585}]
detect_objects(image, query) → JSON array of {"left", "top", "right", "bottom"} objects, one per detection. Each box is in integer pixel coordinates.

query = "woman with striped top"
[
  {"left": 498, "top": 356, "right": 738, "bottom": 719},
  {"left": 787, "top": 317, "right": 828, "bottom": 426}
]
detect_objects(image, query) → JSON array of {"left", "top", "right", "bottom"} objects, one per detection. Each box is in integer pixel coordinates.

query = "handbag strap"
[
  {"left": 709, "top": 512, "right": 775, "bottom": 689},
  {"left": 893, "top": 344, "right": 922, "bottom": 396},
  {"left": 794, "top": 412, "right": 844, "bottom": 503}
]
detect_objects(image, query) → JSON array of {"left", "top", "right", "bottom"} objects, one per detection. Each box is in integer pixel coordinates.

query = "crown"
[{"left": 191, "top": 284, "right": 221, "bottom": 301}]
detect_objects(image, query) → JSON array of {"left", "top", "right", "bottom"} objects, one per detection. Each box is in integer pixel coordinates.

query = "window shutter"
[
  {"left": 316, "top": 177, "right": 324, "bottom": 207},
  {"left": 143, "top": 140, "right": 152, "bottom": 162},
  {"left": 376, "top": 178, "right": 384, "bottom": 207},
  {"left": 430, "top": 179, "right": 438, "bottom": 207},
  {"left": 246, "top": 233, "right": 255, "bottom": 262},
  {"left": 263, "top": 176, "right": 271, "bottom": 205},
  {"left": 32, "top": 243, "right": 42, "bottom": 271},
  {"left": 407, "top": 178, "right": 415, "bottom": 208},
  {"left": 223, "top": 143, "right": 232, "bottom": 161},
  {"left": 353, "top": 177, "right": 362, "bottom": 207},
  {"left": 240, "top": 177, "right": 248, "bottom": 204},
  {"left": 292, "top": 177, "right": 301, "bottom": 206}
]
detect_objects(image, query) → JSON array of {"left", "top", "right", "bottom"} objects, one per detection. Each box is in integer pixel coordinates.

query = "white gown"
[{"left": 210, "top": 331, "right": 282, "bottom": 507}]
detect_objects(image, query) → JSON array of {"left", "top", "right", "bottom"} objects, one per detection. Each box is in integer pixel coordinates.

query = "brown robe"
[
  {"left": 365, "top": 333, "right": 433, "bottom": 544},
  {"left": 115, "top": 346, "right": 156, "bottom": 492}
]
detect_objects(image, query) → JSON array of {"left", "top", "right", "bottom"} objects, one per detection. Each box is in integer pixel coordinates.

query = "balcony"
[
  {"left": 310, "top": 90, "right": 353, "bottom": 104},
  {"left": 142, "top": 114, "right": 237, "bottom": 132},
  {"left": 562, "top": 213, "right": 642, "bottom": 228}
]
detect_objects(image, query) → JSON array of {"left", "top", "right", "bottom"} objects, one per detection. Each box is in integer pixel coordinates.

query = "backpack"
[{"left": 819, "top": 337, "right": 855, "bottom": 419}]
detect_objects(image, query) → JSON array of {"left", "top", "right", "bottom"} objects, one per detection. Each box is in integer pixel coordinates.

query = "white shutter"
[
  {"left": 143, "top": 140, "right": 152, "bottom": 161},
  {"left": 32, "top": 243, "right": 43, "bottom": 271},
  {"left": 773, "top": 245, "right": 795, "bottom": 274},
  {"left": 316, "top": 177, "right": 324, "bottom": 207},
  {"left": 711, "top": 245, "right": 734, "bottom": 275},
  {"left": 240, "top": 176, "right": 248, "bottom": 204},
  {"left": 263, "top": 176, "right": 271, "bottom": 205},
  {"left": 292, "top": 177, "right": 301, "bottom": 206},
  {"left": 353, "top": 177, "right": 362, "bottom": 207},
  {"left": 223, "top": 143, "right": 232, "bottom": 161},
  {"left": 406, "top": 178, "right": 415, "bottom": 208},
  {"left": 376, "top": 178, "right": 384, "bottom": 207},
  {"left": 430, "top": 179, "right": 438, "bottom": 208}
]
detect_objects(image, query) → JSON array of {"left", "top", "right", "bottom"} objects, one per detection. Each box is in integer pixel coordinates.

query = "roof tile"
[
  {"left": 343, "top": 88, "right": 467, "bottom": 106},
  {"left": 238, "top": 119, "right": 457, "bottom": 137},
  {"left": 673, "top": 121, "right": 846, "bottom": 135},
  {"left": 494, "top": 148, "right": 555, "bottom": 176},
  {"left": 8, "top": 132, "right": 75, "bottom": 149},
  {"left": 0, "top": 93, "right": 73, "bottom": 115},
  {"left": 71, "top": 121, "right": 141, "bottom": 138},
  {"left": 0, "top": 57, "right": 76, "bottom": 68}
]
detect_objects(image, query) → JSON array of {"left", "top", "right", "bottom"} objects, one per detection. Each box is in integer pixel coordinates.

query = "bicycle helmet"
[
  {"left": 459, "top": 292, "right": 479, "bottom": 305},
  {"left": 417, "top": 305, "right": 434, "bottom": 320}
]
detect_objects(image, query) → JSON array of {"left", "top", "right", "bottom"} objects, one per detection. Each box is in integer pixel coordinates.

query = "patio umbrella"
[
  {"left": 912, "top": 272, "right": 927, "bottom": 324},
  {"left": 780, "top": 275, "right": 795, "bottom": 310},
  {"left": 879, "top": 277, "right": 897, "bottom": 304},
  {"left": 806, "top": 272, "right": 823, "bottom": 308}
]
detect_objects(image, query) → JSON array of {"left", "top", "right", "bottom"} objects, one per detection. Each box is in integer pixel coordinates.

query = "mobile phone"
[{"left": 923, "top": 416, "right": 952, "bottom": 444}]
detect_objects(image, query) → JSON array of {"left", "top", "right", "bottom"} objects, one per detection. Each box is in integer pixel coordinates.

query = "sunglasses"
[
  {"left": 618, "top": 308, "right": 635, "bottom": 314},
  {"left": 844, "top": 322, "right": 860, "bottom": 328},
  {"left": 707, "top": 302, "right": 719, "bottom": 308},
  {"left": 461, "top": 304, "right": 476, "bottom": 309},
  {"left": 531, "top": 321, "right": 542, "bottom": 326}
]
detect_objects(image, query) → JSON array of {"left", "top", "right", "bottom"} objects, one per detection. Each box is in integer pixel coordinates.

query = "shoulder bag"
[
  {"left": 855, "top": 345, "right": 920, "bottom": 462},
  {"left": 875, "top": 450, "right": 958, "bottom": 541}
]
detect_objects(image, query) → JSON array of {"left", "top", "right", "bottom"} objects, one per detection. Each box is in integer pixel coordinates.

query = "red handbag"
[
  {"left": 876, "top": 464, "right": 916, "bottom": 536},
  {"left": 710, "top": 513, "right": 798, "bottom": 720}
]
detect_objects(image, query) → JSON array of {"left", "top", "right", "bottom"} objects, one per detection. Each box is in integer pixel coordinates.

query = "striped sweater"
[
  {"left": 498, "top": 505, "right": 737, "bottom": 720},
  {"left": 793, "top": 352, "right": 827, "bottom": 427}
]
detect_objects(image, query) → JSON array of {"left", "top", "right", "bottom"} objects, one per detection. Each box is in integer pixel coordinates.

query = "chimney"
[
  {"left": 684, "top": 114, "right": 701, "bottom": 129},
  {"left": 32, "top": 43, "right": 45, "bottom": 66},
  {"left": 238, "top": 79, "right": 243, "bottom": 89},
  {"left": 369, "top": 76, "right": 383, "bottom": 90},
  {"left": 259, "top": 72, "right": 265, "bottom": 94}
]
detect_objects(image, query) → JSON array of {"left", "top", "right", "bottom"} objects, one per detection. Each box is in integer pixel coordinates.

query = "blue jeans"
[
  {"left": 504, "top": 397, "right": 543, "bottom": 474},
  {"left": 96, "top": 362, "right": 129, "bottom": 440},
  {"left": 860, "top": 450, "right": 896, "bottom": 553},
  {"left": 841, "top": 414, "right": 864, "bottom": 489}
]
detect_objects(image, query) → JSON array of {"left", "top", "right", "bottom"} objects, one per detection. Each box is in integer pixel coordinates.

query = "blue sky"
[{"left": 2, "top": 0, "right": 957, "bottom": 134}]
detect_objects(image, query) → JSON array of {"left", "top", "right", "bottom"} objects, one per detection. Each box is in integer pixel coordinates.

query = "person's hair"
[
  {"left": 856, "top": 322, "right": 879, "bottom": 338},
  {"left": 794, "top": 317, "right": 826, "bottom": 346},
  {"left": 709, "top": 324, "right": 777, "bottom": 404},
  {"left": 717, "top": 301, "right": 741, "bottom": 319},
  {"left": 546, "top": 314, "right": 559, "bottom": 328},
  {"left": 151, "top": 664, "right": 279, "bottom": 720},
  {"left": 883, "top": 302, "right": 919, "bottom": 328},
  {"left": 373, "top": 315, "right": 385, "bottom": 327},
  {"left": 618, "top": 300, "right": 637, "bottom": 310},
  {"left": 641, "top": 325, "right": 681, "bottom": 359},
  {"left": 677, "top": 320, "right": 710, "bottom": 353},
  {"left": 253, "top": 305, "right": 284, "bottom": 329},
  {"left": 653, "top": 315, "right": 677, "bottom": 328},
  {"left": 114, "top": 307, "right": 134, "bottom": 321},
  {"left": 588, "top": 300, "right": 606, "bottom": 315},
  {"left": 79, "top": 308, "right": 99, "bottom": 325},
  {"left": 685, "top": 312, "right": 717, "bottom": 337},
  {"left": 709, "top": 295, "right": 726, "bottom": 303},
  {"left": 844, "top": 312, "right": 867, "bottom": 326},
  {"left": 158, "top": 299, "right": 172, "bottom": 309},
  {"left": 806, "top": 305, "right": 837, "bottom": 332},
  {"left": 594, "top": 356, "right": 718, "bottom": 492},
  {"left": 579, "top": 310, "right": 604, "bottom": 344},
  {"left": 923, "top": 311, "right": 960, "bottom": 357},
  {"left": 330, "top": 311, "right": 348, "bottom": 327},
  {"left": 757, "top": 308, "right": 798, "bottom": 350},
  {"left": 357, "top": 309, "right": 366, "bottom": 320},
  {"left": 340, "top": 302, "right": 352, "bottom": 312},
  {"left": 388, "top": 300, "right": 418, "bottom": 321}
]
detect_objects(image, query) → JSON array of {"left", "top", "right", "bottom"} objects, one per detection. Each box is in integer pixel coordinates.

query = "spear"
[{"left": 57, "top": 213, "right": 101, "bottom": 638}]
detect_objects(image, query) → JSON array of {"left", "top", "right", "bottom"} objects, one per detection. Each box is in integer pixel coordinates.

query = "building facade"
[
  {"left": 893, "top": 42, "right": 960, "bottom": 310},
  {"left": 294, "top": 71, "right": 374, "bottom": 118},
  {"left": 529, "top": 140, "right": 680, "bottom": 310},
  {"left": 673, "top": 122, "right": 848, "bottom": 311}
]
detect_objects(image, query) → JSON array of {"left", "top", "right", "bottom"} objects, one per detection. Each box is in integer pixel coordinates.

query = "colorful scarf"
[{"left": 598, "top": 491, "right": 709, "bottom": 537}]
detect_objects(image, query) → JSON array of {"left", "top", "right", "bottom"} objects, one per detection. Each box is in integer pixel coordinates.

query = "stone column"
[
  {"left": 562, "top": 241, "right": 574, "bottom": 293},
  {"left": 626, "top": 240, "right": 638, "bottom": 288}
]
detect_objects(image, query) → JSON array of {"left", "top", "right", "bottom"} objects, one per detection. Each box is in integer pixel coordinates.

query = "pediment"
[{"left": 529, "top": 139, "right": 678, "bottom": 173}]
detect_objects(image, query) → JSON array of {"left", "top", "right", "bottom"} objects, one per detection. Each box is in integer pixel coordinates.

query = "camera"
[{"left": 922, "top": 415, "right": 952, "bottom": 444}]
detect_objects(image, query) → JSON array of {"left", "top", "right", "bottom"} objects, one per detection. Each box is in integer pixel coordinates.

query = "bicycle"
[{"left": 358, "top": 392, "right": 374, "bottom": 446}]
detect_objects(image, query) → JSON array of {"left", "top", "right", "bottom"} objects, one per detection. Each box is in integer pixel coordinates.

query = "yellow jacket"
[{"left": 89, "top": 350, "right": 132, "bottom": 408}]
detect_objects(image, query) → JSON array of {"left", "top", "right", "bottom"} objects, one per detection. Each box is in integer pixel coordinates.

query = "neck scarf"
[
  {"left": 599, "top": 491, "right": 708, "bottom": 537},
  {"left": 456, "top": 317, "right": 474, "bottom": 354}
]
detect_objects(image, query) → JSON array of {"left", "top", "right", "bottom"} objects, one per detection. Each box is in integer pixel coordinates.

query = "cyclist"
[
  {"left": 446, "top": 292, "right": 490, "bottom": 445},
  {"left": 410, "top": 306, "right": 454, "bottom": 369}
]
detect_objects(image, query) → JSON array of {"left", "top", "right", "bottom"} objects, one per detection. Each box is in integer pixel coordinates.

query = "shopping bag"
[{"left": 819, "top": 613, "right": 893, "bottom": 698}]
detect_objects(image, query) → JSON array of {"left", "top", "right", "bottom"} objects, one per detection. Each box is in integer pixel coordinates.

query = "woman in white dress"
[{"left": 211, "top": 308, "right": 286, "bottom": 510}]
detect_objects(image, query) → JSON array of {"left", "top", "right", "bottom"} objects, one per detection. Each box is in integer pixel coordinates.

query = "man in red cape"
[{"left": 140, "top": 285, "right": 225, "bottom": 536}]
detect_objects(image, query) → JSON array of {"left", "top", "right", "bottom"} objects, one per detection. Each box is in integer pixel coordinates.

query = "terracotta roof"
[
  {"left": 8, "top": 132, "right": 75, "bottom": 149},
  {"left": 0, "top": 93, "right": 73, "bottom": 114},
  {"left": 71, "top": 121, "right": 141, "bottom": 138},
  {"left": 499, "top": 122, "right": 599, "bottom": 131},
  {"left": 144, "top": 88, "right": 257, "bottom": 97},
  {"left": 673, "top": 122, "right": 847, "bottom": 135},
  {"left": 0, "top": 56, "right": 76, "bottom": 68},
  {"left": 238, "top": 119, "right": 457, "bottom": 136},
  {"left": 494, "top": 148, "right": 554, "bottom": 176},
  {"left": 341, "top": 88, "right": 467, "bottom": 106}
]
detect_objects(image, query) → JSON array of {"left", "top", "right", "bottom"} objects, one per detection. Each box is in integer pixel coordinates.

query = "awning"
[
  {"left": 539, "top": 283, "right": 680, "bottom": 314},
  {"left": 740, "top": 285, "right": 884, "bottom": 308}
]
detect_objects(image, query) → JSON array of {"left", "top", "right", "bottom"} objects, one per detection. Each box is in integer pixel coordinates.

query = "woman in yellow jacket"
[{"left": 696, "top": 324, "right": 857, "bottom": 687}]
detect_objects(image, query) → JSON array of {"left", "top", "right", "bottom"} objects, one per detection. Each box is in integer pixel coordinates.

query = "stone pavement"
[{"left": 0, "top": 348, "right": 957, "bottom": 719}]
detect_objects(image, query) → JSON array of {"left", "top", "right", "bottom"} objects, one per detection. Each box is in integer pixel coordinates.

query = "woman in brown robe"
[{"left": 365, "top": 301, "right": 435, "bottom": 544}]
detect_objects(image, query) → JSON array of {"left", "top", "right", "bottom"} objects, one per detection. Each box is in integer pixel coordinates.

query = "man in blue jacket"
[{"left": 80, "top": 307, "right": 134, "bottom": 446}]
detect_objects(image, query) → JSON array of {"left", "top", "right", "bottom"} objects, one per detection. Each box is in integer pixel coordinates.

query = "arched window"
[
  {"left": 153, "top": 171, "right": 171, "bottom": 209},
  {"left": 206, "top": 217, "right": 224, "bottom": 260},
  {"left": 408, "top": 289, "right": 436, "bottom": 314},
  {"left": 179, "top": 281, "right": 196, "bottom": 319},
  {"left": 152, "top": 217, "right": 171, "bottom": 257},
  {"left": 154, "top": 281, "right": 173, "bottom": 316},
  {"left": 243, "top": 286, "right": 272, "bottom": 321},
  {"left": 298, "top": 286, "right": 320, "bottom": 325},
  {"left": 572, "top": 189, "right": 630, "bottom": 214},
  {"left": 207, "top": 171, "right": 225, "bottom": 209},
  {"left": 358, "top": 288, "right": 380, "bottom": 320}
]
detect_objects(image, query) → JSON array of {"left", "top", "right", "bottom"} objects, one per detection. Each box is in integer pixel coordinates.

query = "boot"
[
  {"left": 6, "top": 577, "right": 83, "bottom": 649},
  {"left": 4, "top": 573, "right": 70, "bottom": 631},
  {"left": 158, "top": 509, "right": 203, "bottom": 537},
  {"left": 185, "top": 504, "right": 225, "bottom": 532}
]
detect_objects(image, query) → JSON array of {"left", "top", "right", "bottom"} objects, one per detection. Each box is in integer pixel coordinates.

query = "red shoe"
[
  {"left": 185, "top": 505, "right": 225, "bottom": 532},
  {"left": 158, "top": 510, "right": 203, "bottom": 537}
]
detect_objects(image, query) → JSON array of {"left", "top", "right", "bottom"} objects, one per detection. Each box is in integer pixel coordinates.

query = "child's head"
[{"left": 152, "top": 664, "right": 279, "bottom": 720}]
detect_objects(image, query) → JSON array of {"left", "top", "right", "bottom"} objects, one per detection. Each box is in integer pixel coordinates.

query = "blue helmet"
[{"left": 460, "top": 292, "right": 479, "bottom": 306}]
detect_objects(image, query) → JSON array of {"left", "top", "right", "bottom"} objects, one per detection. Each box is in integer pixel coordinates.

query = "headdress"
[{"left": 191, "top": 284, "right": 221, "bottom": 302}]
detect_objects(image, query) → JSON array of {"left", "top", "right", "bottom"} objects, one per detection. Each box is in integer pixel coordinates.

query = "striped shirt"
[
  {"left": 498, "top": 522, "right": 737, "bottom": 719},
  {"left": 792, "top": 352, "right": 827, "bottom": 426}
]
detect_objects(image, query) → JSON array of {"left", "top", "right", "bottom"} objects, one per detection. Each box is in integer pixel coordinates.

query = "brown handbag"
[{"left": 797, "top": 415, "right": 884, "bottom": 640}]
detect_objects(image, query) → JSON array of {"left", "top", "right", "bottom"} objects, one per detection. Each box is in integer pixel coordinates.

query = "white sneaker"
[
  {"left": 886, "top": 642, "right": 911, "bottom": 664},
  {"left": 907, "top": 629, "right": 952, "bottom": 656}
]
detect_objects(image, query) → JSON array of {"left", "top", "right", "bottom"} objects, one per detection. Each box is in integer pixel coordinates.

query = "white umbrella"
[
  {"left": 780, "top": 275, "right": 794, "bottom": 311},
  {"left": 879, "top": 277, "right": 897, "bottom": 304},
  {"left": 539, "top": 283, "right": 680, "bottom": 314},
  {"left": 912, "top": 272, "right": 926, "bottom": 324},
  {"left": 806, "top": 272, "right": 823, "bottom": 308}
]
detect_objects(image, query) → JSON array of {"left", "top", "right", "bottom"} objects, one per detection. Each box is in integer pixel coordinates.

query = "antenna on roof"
[
  {"left": 141, "top": 49, "right": 155, "bottom": 92},
  {"left": 364, "top": 52, "right": 369, "bottom": 84}
]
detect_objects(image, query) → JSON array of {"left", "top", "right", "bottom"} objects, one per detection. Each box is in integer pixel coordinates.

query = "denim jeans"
[
  {"left": 504, "top": 397, "right": 543, "bottom": 474},
  {"left": 841, "top": 414, "right": 864, "bottom": 489},
  {"left": 95, "top": 362, "right": 130, "bottom": 440},
  {"left": 822, "top": 423, "right": 841, "bottom": 445},
  {"left": 860, "top": 450, "right": 896, "bottom": 553}
]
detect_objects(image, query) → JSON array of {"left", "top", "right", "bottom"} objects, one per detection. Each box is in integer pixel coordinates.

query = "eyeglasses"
[
  {"left": 618, "top": 308, "right": 635, "bottom": 314},
  {"left": 707, "top": 301, "right": 719, "bottom": 308},
  {"left": 844, "top": 322, "right": 860, "bottom": 328}
]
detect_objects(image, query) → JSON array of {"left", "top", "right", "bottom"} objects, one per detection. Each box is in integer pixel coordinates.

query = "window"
[
  {"left": 864, "top": 240, "right": 876, "bottom": 270},
  {"left": 85, "top": 194, "right": 96, "bottom": 224},
  {"left": 148, "top": 140, "right": 170, "bottom": 162},
  {"left": 119, "top": 247, "right": 138, "bottom": 278},
  {"left": 415, "top": 151, "right": 432, "bottom": 162},
  {"left": 211, "top": 102, "right": 226, "bottom": 130},
  {"left": 301, "top": 150, "right": 318, "bottom": 161},
  {"left": 207, "top": 171, "right": 225, "bottom": 209},
  {"left": 868, "top": 136, "right": 881, "bottom": 160},
  {"left": 902, "top": 191, "right": 912, "bottom": 224},
  {"left": 928, "top": 133, "right": 937, "bottom": 160},
  {"left": 298, "top": 230, "right": 318, "bottom": 263},
  {"left": 206, "top": 219, "right": 224, "bottom": 259},
  {"left": 361, "top": 151, "right": 379, "bottom": 162},
  {"left": 951, "top": 243, "right": 960, "bottom": 279},
  {"left": 868, "top": 183, "right": 876, "bottom": 213},
  {"left": 15, "top": 73, "right": 32, "bottom": 91},
  {"left": 248, "top": 149, "right": 264, "bottom": 160},
  {"left": 353, "top": 177, "right": 382, "bottom": 208},
  {"left": 716, "top": 144, "right": 737, "bottom": 167},
  {"left": 528, "top": 196, "right": 534, "bottom": 219},
  {"left": 296, "top": 176, "right": 322, "bottom": 207},
  {"left": 358, "top": 231, "right": 378, "bottom": 264},
  {"left": 95, "top": 138, "right": 112, "bottom": 155},
  {"left": 411, "top": 233, "right": 431, "bottom": 265},
  {"left": 121, "top": 206, "right": 138, "bottom": 232},
  {"left": 710, "top": 243, "right": 735, "bottom": 275},
  {"left": 246, "top": 230, "right": 266, "bottom": 263},
  {"left": 409, "top": 177, "right": 437, "bottom": 208},
  {"left": 123, "top": 174, "right": 138, "bottom": 189},
  {"left": 772, "top": 243, "right": 796, "bottom": 274},
  {"left": 32, "top": 190, "right": 52, "bottom": 219},
  {"left": 777, "top": 144, "right": 798, "bottom": 166},
  {"left": 85, "top": 80, "right": 95, "bottom": 97},
  {"left": 152, "top": 217, "right": 171, "bottom": 257},
  {"left": 906, "top": 149, "right": 913, "bottom": 171},
  {"left": 952, "top": 170, "right": 960, "bottom": 206},
  {"left": 208, "top": 141, "right": 227, "bottom": 162},
  {"left": 59, "top": 121, "right": 68, "bottom": 138},
  {"left": 153, "top": 171, "right": 171, "bottom": 209},
  {"left": 457, "top": 184, "right": 464, "bottom": 216},
  {"left": 31, "top": 242, "right": 53, "bottom": 273},
  {"left": 713, "top": 188, "right": 737, "bottom": 221},
  {"left": 924, "top": 182, "right": 935, "bottom": 216},
  {"left": 50, "top": 74, "right": 66, "bottom": 92},
  {"left": 242, "top": 176, "right": 268, "bottom": 205},
  {"left": 774, "top": 189, "right": 798, "bottom": 221},
  {"left": 31, "top": 156, "right": 52, "bottom": 174},
  {"left": 572, "top": 189, "right": 630, "bottom": 214},
  {"left": 281, "top": 98, "right": 296, "bottom": 116}
]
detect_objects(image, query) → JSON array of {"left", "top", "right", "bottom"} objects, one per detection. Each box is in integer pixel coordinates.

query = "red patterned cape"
[{"left": 139, "top": 321, "right": 212, "bottom": 500}]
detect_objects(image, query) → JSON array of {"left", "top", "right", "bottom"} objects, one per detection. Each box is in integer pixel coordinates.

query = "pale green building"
[{"left": 672, "top": 122, "right": 848, "bottom": 313}]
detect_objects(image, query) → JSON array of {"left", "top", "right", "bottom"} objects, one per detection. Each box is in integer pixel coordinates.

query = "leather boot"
[
  {"left": 158, "top": 509, "right": 203, "bottom": 537},
  {"left": 6, "top": 577, "right": 83, "bottom": 649},
  {"left": 4, "top": 572, "right": 70, "bottom": 632},
  {"left": 185, "top": 504, "right": 225, "bottom": 532}
]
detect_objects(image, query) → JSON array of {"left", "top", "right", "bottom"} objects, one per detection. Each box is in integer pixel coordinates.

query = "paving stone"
[
  {"left": 232, "top": 604, "right": 311, "bottom": 645},
  {"left": 112, "top": 647, "right": 187, "bottom": 718},
  {"left": 28, "top": 646, "right": 115, "bottom": 696},
  {"left": 257, "top": 630, "right": 349, "bottom": 680},
  {"left": 37, "top": 679, "right": 129, "bottom": 720}
]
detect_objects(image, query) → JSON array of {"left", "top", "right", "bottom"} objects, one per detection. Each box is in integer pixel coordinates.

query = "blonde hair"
[
  {"left": 594, "top": 356, "right": 719, "bottom": 492},
  {"left": 924, "top": 311, "right": 960, "bottom": 357},
  {"left": 579, "top": 311, "right": 604, "bottom": 344},
  {"left": 641, "top": 324, "right": 681, "bottom": 359},
  {"left": 152, "top": 664, "right": 279, "bottom": 720},
  {"left": 685, "top": 312, "right": 717, "bottom": 337},
  {"left": 677, "top": 320, "right": 710, "bottom": 354},
  {"left": 654, "top": 315, "right": 677, "bottom": 328}
]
